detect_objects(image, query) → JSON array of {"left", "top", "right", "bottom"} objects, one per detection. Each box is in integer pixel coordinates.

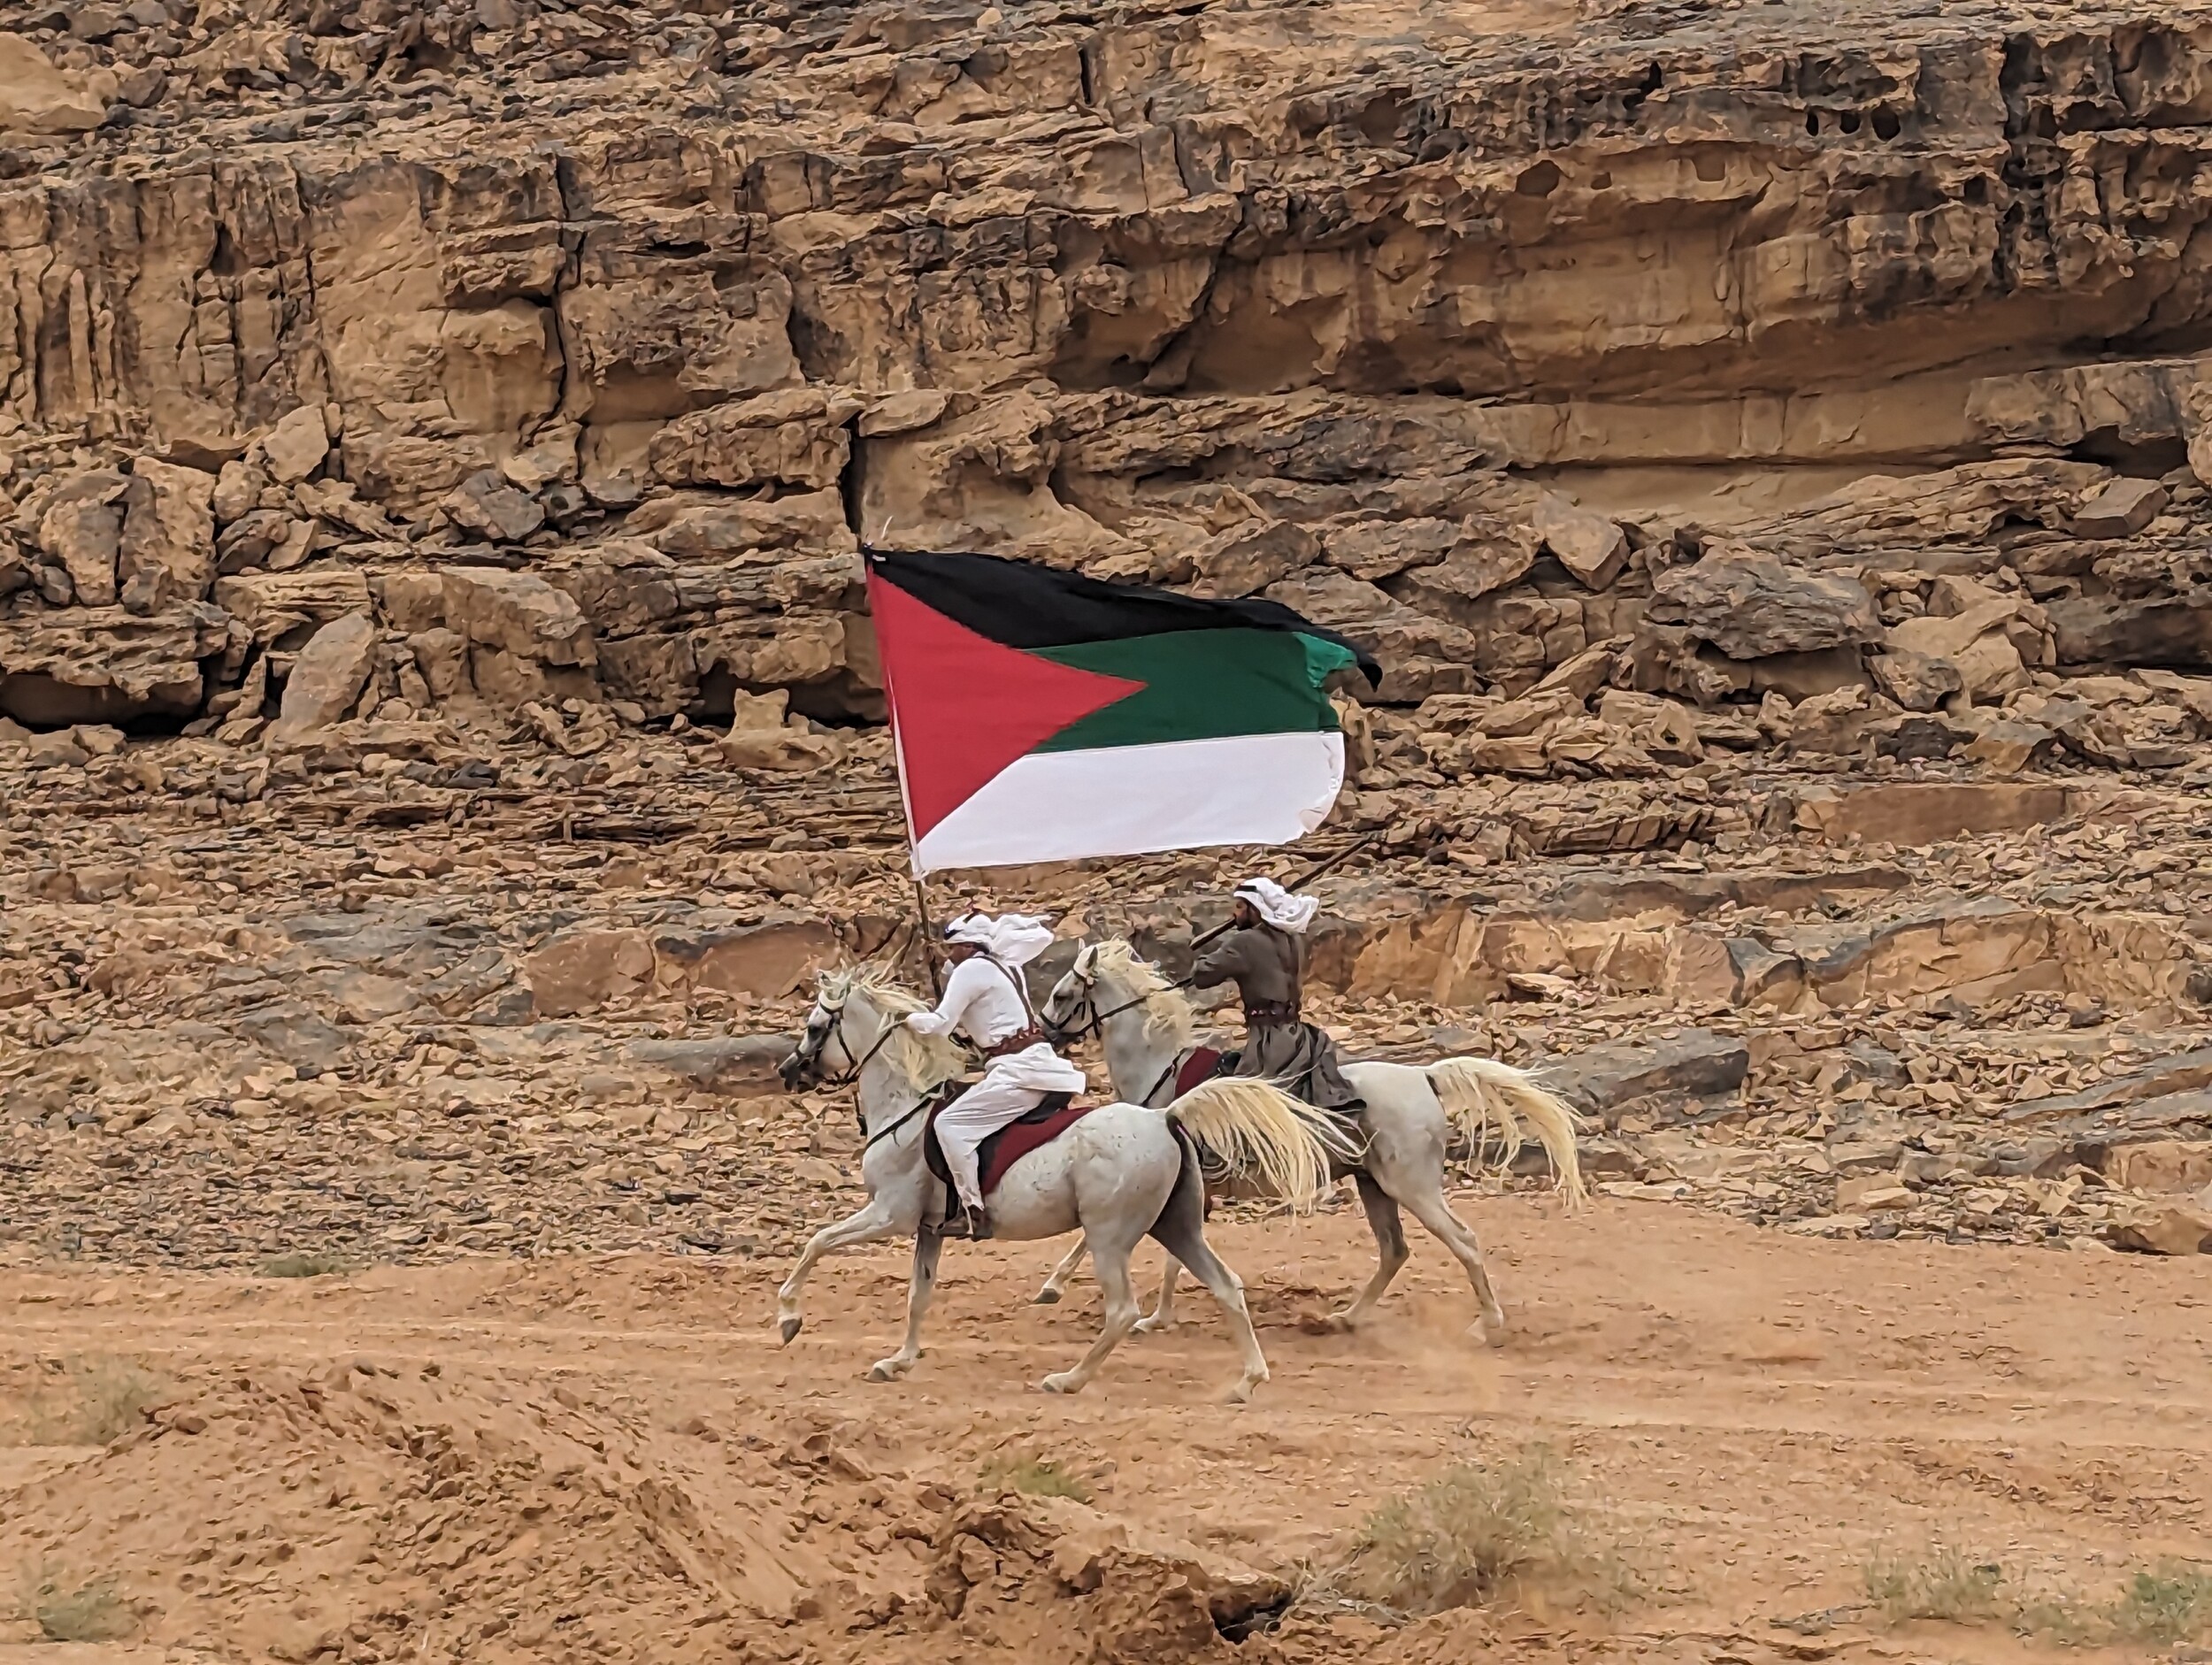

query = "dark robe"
[{"left": 1189, "top": 924, "right": 1363, "bottom": 1112}]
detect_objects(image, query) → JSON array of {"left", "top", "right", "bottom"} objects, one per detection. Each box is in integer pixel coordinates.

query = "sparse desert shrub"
[
  {"left": 260, "top": 1251, "right": 355, "bottom": 1278},
  {"left": 25, "top": 1356, "right": 168, "bottom": 1446},
  {"left": 1319, "top": 1445, "right": 1632, "bottom": 1620},
  {"left": 28, "top": 1576, "right": 133, "bottom": 1643},
  {"left": 981, "top": 1454, "right": 1092, "bottom": 1502}
]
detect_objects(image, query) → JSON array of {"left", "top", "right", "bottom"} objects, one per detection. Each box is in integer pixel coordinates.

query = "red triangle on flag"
[{"left": 869, "top": 570, "right": 1144, "bottom": 841}]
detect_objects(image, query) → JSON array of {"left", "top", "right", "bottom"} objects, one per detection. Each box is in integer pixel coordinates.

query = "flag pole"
[{"left": 911, "top": 872, "right": 942, "bottom": 997}]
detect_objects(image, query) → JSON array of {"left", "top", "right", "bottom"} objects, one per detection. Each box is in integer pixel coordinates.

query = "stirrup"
[{"left": 944, "top": 1203, "right": 992, "bottom": 1241}]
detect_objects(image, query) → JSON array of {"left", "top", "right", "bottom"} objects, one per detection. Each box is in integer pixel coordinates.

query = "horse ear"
[{"left": 1073, "top": 944, "right": 1095, "bottom": 976}]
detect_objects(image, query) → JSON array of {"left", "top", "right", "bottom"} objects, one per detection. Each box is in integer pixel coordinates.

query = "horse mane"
[
  {"left": 817, "top": 966, "right": 965, "bottom": 1095},
  {"left": 1088, "top": 939, "right": 1195, "bottom": 1049}
]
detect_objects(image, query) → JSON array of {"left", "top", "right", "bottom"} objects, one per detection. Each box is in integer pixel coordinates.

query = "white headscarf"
[
  {"left": 944, "top": 911, "right": 1056, "bottom": 967},
  {"left": 1234, "top": 878, "right": 1318, "bottom": 934}
]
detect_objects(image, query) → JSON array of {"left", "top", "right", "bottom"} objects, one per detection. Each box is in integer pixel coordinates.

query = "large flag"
[{"left": 866, "top": 549, "right": 1381, "bottom": 874}]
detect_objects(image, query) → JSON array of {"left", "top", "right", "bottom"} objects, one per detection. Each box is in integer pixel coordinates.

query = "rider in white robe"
[{"left": 906, "top": 912, "right": 1085, "bottom": 1239}]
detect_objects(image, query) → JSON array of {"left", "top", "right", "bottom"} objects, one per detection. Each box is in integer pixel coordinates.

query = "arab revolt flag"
[{"left": 865, "top": 549, "right": 1381, "bottom": 874}]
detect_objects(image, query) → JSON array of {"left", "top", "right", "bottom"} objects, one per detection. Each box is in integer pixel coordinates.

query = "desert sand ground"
[{"left": 4, "top": 1195, "right": 2206, "bottom": 1665}]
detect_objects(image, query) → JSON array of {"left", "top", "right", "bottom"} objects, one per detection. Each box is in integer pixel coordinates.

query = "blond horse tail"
[
  {"left": 1168, "top": 1078, "right": 1344, "bottom": 1212},
  {"left": 1425, "top": 1057, "right": 1588, "bottom": 1207}
]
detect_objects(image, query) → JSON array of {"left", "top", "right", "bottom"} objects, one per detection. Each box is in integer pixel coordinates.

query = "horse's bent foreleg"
[
  {"left": 1326, "top": 1171, "right": 1409, "bottom": 1331},
  {"left": 1397, "top": 1181, "right": 1507, "bottom": 1344},
  {"left": 776, "top": 1199, "right": 906, "bottom": 1343},
  {"left": 1040, "top": 1242, "right": 1140, "bottom": 1396},
  {"left": 1034, "top": 1235, "right": 1087, "bottom": 1304},
  {"left": 870, "top": 1228, "right": 943, "bottom": 1381}
]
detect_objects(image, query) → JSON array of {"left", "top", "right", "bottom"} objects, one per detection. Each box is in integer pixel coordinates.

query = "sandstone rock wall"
[{"left": 9, "top": 0, "right": 2212, "bottom": 783}]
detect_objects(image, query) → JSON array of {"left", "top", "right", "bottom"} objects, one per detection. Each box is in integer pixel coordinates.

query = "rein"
[
  {"left": 809, "top": 996, "right": 956, "bottom": 1152},
  {"left": 1059, "top": 971, "right": 1187, "bottom": 1108}
]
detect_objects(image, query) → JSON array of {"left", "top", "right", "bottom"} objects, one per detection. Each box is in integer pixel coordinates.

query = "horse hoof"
[
  {"left": 866, "top": 1361, "right": 902, "bottom": 1383},
  {"left": 778, "top": 1316, "right": 803, "bottom": 1345},
  {"left": 1038, "top": 1373, "right": 1080, "bottom": 1395},
  {"left": 1132, "top": 1316, "right": 1173, "bottom": 1336},
  {"left": 1032, "top": 1288, "right": 1062, "bottom": 1305},
  {"left": 1321, "top": 1309, "right": 1357, "bottom": 1334},
  {"left": 1224, "top": 1377, "right": 1263, "bottom": 1405},
  {"left": 1469, "top": 1320, "right": 1506, "bottom": 1349}
]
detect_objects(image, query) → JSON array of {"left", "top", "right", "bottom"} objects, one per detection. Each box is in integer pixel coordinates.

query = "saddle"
[{"left": 920, "top": 1087, "right": 1087, "bottom": 1201}]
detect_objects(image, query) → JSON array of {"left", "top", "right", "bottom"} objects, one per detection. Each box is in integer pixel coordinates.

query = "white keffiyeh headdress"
[
  {"left": 944, "top": 911, "right": 1056, "bottom": 966},
  {"left": 1234, "top": 878, "right": 1318, "bottom": 934}
]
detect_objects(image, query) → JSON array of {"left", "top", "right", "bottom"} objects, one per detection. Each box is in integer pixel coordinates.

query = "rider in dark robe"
[{"left": 1189, "top": 877, "right": 1363, "bottom": 1114}]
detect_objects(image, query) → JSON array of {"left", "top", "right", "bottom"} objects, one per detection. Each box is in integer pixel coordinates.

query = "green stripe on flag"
[{"left": 1032, "top": 629, "right": 1355, "bottom": 753}]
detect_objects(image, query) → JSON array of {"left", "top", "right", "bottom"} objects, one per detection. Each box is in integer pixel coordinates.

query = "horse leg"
[
  {"left": 1132, "top": 1257, "right": 1183, "bottom": 1334},
  {"left": 1325, "top": 1171, "right": 1409, "bottom": 1331},
  {"left": 1034, "top": 1235, "right": 1087, "bottom": 1305},
  {"left": 1395, "top": 1178, "right": 1508, "bottom": 1345},
  {"left": 776, "top": 1198, "right": 907, "bottom": 1344},
  {"left": 1145, "top": 1164, "right": 1267, "bottom": 1401},
  {"left": 1040, "top": 1239, "right": 1140, "bottom": 1397},
  {"left": 869, "top": 1228, "right": 943, "bottom": 1381}
]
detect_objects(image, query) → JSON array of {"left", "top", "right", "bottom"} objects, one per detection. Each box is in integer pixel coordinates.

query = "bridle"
[
  {"left": 1049, "top": 955, "right": 1187, "bottom": 1108},
  {"left": 785, "top": 990, "right": 950, "bottom": 1152}
]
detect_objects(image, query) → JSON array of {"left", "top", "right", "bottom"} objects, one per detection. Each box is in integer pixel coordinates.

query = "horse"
[
  {"left": 1036, "top": 940, "right": 1589, "bottom": 1344},
  {"left": 772, "top": 967, "right": 1347, "bottom": 1400}
]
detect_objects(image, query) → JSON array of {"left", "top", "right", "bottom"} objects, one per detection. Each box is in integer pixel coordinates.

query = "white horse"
[
  {"left": 772, "top": 968, "right": 1344, "bottom": 1400},
  {"left": 1037, "top": 940, "right": 1589, "bottom": 1344}
]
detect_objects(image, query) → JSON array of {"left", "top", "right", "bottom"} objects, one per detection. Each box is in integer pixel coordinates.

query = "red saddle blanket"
[
  {"left": 1173, "top": 1047, "right": 1225, "bottom": 1098},
  {"left": 921, "top": 1091, "right": 1094, "bottom": 1198},
  {"left": 979, "top": 1099, "right": 1094, "bottom": 1194}
]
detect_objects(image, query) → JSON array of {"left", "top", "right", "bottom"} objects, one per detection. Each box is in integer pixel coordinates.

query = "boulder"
[
  {"left": 638, "top": 489, "right": 855, "bottom": 558},
  {"left": 119, "top": 459, "right": 218, "bottom": 610},
  {"left": 624, "top": 1033, "right": 795, "bottom": 1096},
  {"left": 1538, "top": 1028, "right": 1750, "bottom": 1115},
  {"left": 1649, "top": 547, "right": 1880, "bottom": 660},
  {"left": 524, "top": 929, "right": 657, "bottom": 1017},
  {"left": 260, "top": 405, "right": 330, "bottom": 483},
  {"left": 212, "top": 458, "right": 268, "bottom": 524},
  {"left": 2105, "top": 1201, "right": 2212, "bottom": 1255},
  {"left": 1869, "top": 646, "right": 1963, "bottom": 712},
  {"left": 0, "top": 602, "right": 228, "bottom": 722},
  {"left": 2069, "top": 476, "right": 2166, "bottom": 540},
  {"left": 647, "top": 388, "right": 859, "bottom": 490},
  {"left": 2103, "top": 1140, "right": 2212, "bottom": 1195},
  {"left": 1887, "top": 595, "right": 2032, "bottom": 703},
  {"left": 719, "top": 728, "right": 843, "bottom": 771},
  {"left": 1185, "top": 519, "right": 1318, "bottom": 599},
  {"left": 441, "top": 567, "right": 595, "bottom": 666},
  {"left": 38, "top": 472, "right": 129, "bottom": 608},
  {"left": 0, "top": 32, "right": 113, "bottom": 134},
  {"left": 1383, "top": 532, "right": 1542, "bottom": 622},
  {"left": 1962, "top": 717, "right": 2058, "bottom": 773},
  {"left": 653, "top": 915, "right": 844, "bottom": 999},
  {"left": 267, "top": 612, "right": 379, "bottom": 746},
  {"left": 443, "top": 470, "right": 546, "bottom": 542},
  {"left": 2047, "top": 594, "right": 2212, "bottom": 669},
  {"left": 1530, "top": 491, "right": 1630, "bottom": 591}
]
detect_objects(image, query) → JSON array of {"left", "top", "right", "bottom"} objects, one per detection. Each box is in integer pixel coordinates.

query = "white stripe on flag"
[{"left": 912, "top": 731, "right": 1346, "bottom": 875}]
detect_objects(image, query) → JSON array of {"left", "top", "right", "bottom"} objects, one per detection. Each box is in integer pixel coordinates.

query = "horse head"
[
  {"left": 1040, "top": 942, "right": 1102, "bottom": 1044},
  {"left": 779, "top": 971, "right": 864, "bottom": 1089}
]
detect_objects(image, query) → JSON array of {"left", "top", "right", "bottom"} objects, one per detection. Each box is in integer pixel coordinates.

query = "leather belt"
[
  {"left": 1243, "top": 1000, "right": 1302, "bottom": 1027},
  {"left": 985, "top": 1025, "right": 1045, "bottom": 1058}
]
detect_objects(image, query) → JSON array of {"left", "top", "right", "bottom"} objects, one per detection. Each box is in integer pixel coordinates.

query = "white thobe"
[{"left": 907, "top": 956, "right": 1085, "bottom": 1209}]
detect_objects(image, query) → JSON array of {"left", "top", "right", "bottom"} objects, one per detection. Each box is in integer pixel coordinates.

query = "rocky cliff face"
[{"left": 11, "top": 0, "right": 2212, "bottom": 751}]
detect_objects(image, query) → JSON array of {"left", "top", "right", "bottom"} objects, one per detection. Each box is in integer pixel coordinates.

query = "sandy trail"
[{"left": 2, "top": 1200, "right": 2206, "bottom": 1665}]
